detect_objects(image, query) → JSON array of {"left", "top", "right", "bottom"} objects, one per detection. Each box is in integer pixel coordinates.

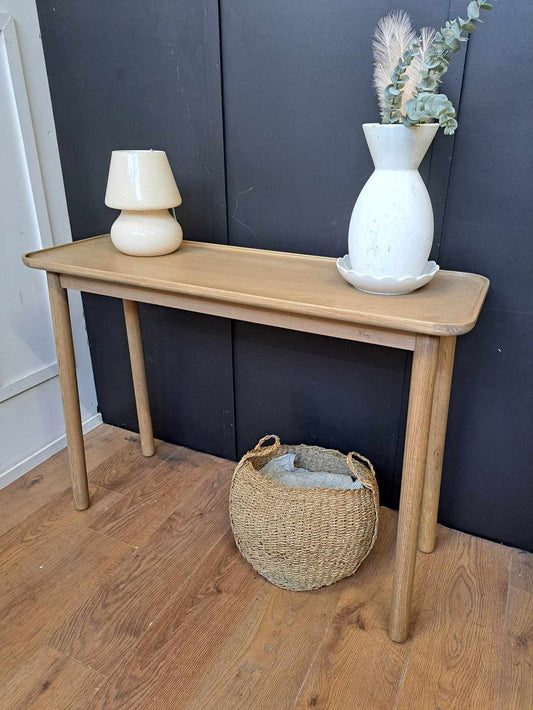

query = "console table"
[{"left": 23, "top": 235, "right": 489, "bottom": 642}]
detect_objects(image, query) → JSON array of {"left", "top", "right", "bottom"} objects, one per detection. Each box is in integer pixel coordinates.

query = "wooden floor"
[{"left": 0, "top": 425, "right": 531, "bottom": 710}]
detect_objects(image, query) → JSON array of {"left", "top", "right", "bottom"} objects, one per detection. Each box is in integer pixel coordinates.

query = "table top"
[{"left": 24, "top": 235, "right": 489, "bottom": 336}]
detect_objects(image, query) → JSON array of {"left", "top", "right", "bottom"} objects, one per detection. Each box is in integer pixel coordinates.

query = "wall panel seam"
[
  {"left": 216, "top": 0, "right": 237, "bottom": 459},
  {"left": 435, "top": 0, "right": 471, "bottom": 262}
]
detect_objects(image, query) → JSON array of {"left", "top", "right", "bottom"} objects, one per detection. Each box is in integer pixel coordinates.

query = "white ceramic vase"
[{"left": 348, "top": 123, "right": 439, "bottom": 279}]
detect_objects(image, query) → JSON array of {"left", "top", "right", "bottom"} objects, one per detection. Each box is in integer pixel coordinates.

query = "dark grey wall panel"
[
  {"left": 38, "top": 0, "right": 235, "bottom": 458},
  {"left": 221, "top": 2, "right": 465, "bottom": 513},
  {"left": 437, "top": 0, "right": 533, "bottom": 547},
  {"left": 233, "top": 323, "right": 409, "bottom": 507},
  {"left": 38, "top": 0, "right": 226, "bottom": 242},
  {"left": 437, "top": 311, "right": 533, "bottom": 550},
  {"left": 220, "top": 0, "right": 462, "bottom": 257},
  {"left": 83, "top": 297, "right": 235, "bottom": 458}
]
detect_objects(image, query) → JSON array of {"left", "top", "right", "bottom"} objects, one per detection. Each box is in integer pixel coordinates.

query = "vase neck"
[{"left": 363, "top": 123, "right": 439, "bottom": 171}]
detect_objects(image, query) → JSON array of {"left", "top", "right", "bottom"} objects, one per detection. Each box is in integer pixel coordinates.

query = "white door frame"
[
  {"left": 0, "top": 14, "right": 58, "bottom": 403},
  {"left": 0, "top": 7, "right": 100, "bottom": 488}
]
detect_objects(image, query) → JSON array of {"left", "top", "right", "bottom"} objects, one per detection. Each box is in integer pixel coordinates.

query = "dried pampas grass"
[
  {"left": 405, "top": 26, "right": 437, "bottom": 104},
  {"left": 372, "top": 11, "right": 415, "bottom": 114},
  {"left": 372, "top": 11, "right": 436, "bottom": 116}
]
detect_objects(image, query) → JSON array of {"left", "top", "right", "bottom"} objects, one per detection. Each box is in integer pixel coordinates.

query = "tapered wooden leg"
[
  {"left": 47, "top": 273, "right": 90, "bottom": 510},
  {"left": 389, "top": 334, "right": 439, "bottom": 642},
  {"left": 418, "top": 336, "right": 457, "bottom": 554},
  {"left": 123, "top": 300, "right": 155, "bottom": 457}
]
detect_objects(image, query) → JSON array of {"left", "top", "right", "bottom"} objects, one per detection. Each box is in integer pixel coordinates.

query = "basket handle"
[
  {"left": 346, "top": 451, "right": 378, "bottom": 496},
  {"left": 346, "top": 451, "right": 380, "bottom": 567},
  {"left": 241, "top": 434, "right": 281, "bottom": 464},
  {"left": 253, "top": 434, "right": 280, "bottom": 451}
]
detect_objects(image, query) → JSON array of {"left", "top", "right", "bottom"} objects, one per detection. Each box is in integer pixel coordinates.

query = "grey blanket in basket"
[{"left": 260, "top": 453, "right": 364, "bottom": 490}]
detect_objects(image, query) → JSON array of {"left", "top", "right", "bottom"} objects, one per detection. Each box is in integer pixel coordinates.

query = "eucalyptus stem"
[
  {"left": 417, "top": 0, "right": 497, "bottom": 96},
  {"left": 382, "top": 40, "right": 420, "bottom": 124},
  {"left": 380, "top": 0, "right": 498, "bottom": 135}
]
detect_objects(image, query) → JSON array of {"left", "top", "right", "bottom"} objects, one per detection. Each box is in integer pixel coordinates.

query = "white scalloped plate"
[{"left": 336, "top": 255, "right": 439, "bottom": 295}]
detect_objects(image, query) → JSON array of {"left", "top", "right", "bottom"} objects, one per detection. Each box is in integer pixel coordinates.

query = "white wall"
[{"left": 0, "top": 2, "right": 100, "bottom": 488}]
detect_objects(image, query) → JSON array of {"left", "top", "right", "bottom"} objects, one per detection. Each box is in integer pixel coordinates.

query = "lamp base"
[{"left": 110, "top": 209, "right": 183, "bottom": 256}]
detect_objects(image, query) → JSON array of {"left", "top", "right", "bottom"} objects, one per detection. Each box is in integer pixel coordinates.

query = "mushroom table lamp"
[{"left": 105, "top": 150, "right": 183, "bottom": 256}]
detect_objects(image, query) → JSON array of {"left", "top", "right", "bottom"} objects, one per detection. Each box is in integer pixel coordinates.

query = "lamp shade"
[{"left": 105, "top": 150, "right": 182, "bottom": 210}]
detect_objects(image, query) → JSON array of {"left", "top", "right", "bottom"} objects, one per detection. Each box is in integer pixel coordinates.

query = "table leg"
[
  {"left": 389, "top": 334, "right": 439, "bottom": 642},
  {"left": 418, "top": 336, "right": 457, "bottom": 554},
  {"left": 47, "top": 273, "right": 90, "bottom": 510},
  {"left": 123, "top": 300, "right": 155, "bottom": 457}
]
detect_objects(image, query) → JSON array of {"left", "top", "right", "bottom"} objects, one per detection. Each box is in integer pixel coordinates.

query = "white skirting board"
[{"left": 0, "top": 413, "right": 102, "bottom": 491}]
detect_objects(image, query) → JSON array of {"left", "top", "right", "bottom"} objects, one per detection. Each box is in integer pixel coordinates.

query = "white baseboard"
[
  {"left": 0, "top": 362, "right": 59, "bottom": 403},
  {"left": 0, "top": 412, "right": 103, "bottom": 490}
]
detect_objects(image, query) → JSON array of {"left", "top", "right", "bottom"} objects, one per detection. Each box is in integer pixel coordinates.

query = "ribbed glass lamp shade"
[{"left": 105, "top": 150, "right": 182, "bottom": 210}]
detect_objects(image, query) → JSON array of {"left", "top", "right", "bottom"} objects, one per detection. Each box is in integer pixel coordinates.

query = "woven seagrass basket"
[{"left": 229, "top": 435, "right": 379, "bottom": 591}]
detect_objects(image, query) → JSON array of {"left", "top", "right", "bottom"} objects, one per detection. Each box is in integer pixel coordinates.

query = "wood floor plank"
[
  {"left": 0, "top": 451, "right": 72, "bottom": 537},
  {"left": 188, "top": 574, "right": 342, "bottom": 709},
  {"left": 293, "top": 507, "right": 444, "bottom": 710},
  {"left": 0, "top": 423, "right": 130, "bottom": 536},
  {"left": 395, "top": 531, "right": 511, "bottom": 710},
  {"left": 91, "top": 531, "right": 273, "bottom": 710},
  {"left": 509, "top": 548, "right": 533, "bottom": 593},
  {"left": 88, "top": 446, "right": 229, "bottom": 546},
  {"left": 48, "top": 456, "right": 233, "bottom": 676},
  {"left": 0, "top": 645, "right": 105, "bottom": 710},
  {"left": 83, "top": 423, "right": 137, "bottom": 469},
  {"left": 497, "top": 587, "right": 533, "bottom": 710},
  {"left": 0, "top": 524, "right": 133, "bottom": 684},
  {"left": 0, "top": 483, "right": 123, "bottom": 577},
  {"left": 87, "top": 438, "right": 174, "bottom": 493}
]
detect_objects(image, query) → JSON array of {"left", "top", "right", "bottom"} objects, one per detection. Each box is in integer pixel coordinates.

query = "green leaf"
[
  {"left": 445, "top": 37, "right": 462, "bottom": 52},
  {"left": 421, "top": 78, "right": 438, "bottom": 91},
  {"left": 467, "top": 1, "right": 480, "bottom": 19}
]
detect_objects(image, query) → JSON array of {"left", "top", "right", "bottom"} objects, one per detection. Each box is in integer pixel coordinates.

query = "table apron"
[{"left": 59, "top": 274, "right": 416, "bottom": 351}]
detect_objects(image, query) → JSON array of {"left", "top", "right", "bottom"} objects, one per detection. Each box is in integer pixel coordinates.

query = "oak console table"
[{"left": 24, "top": 235, "right": 488, "bottom": 643}]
